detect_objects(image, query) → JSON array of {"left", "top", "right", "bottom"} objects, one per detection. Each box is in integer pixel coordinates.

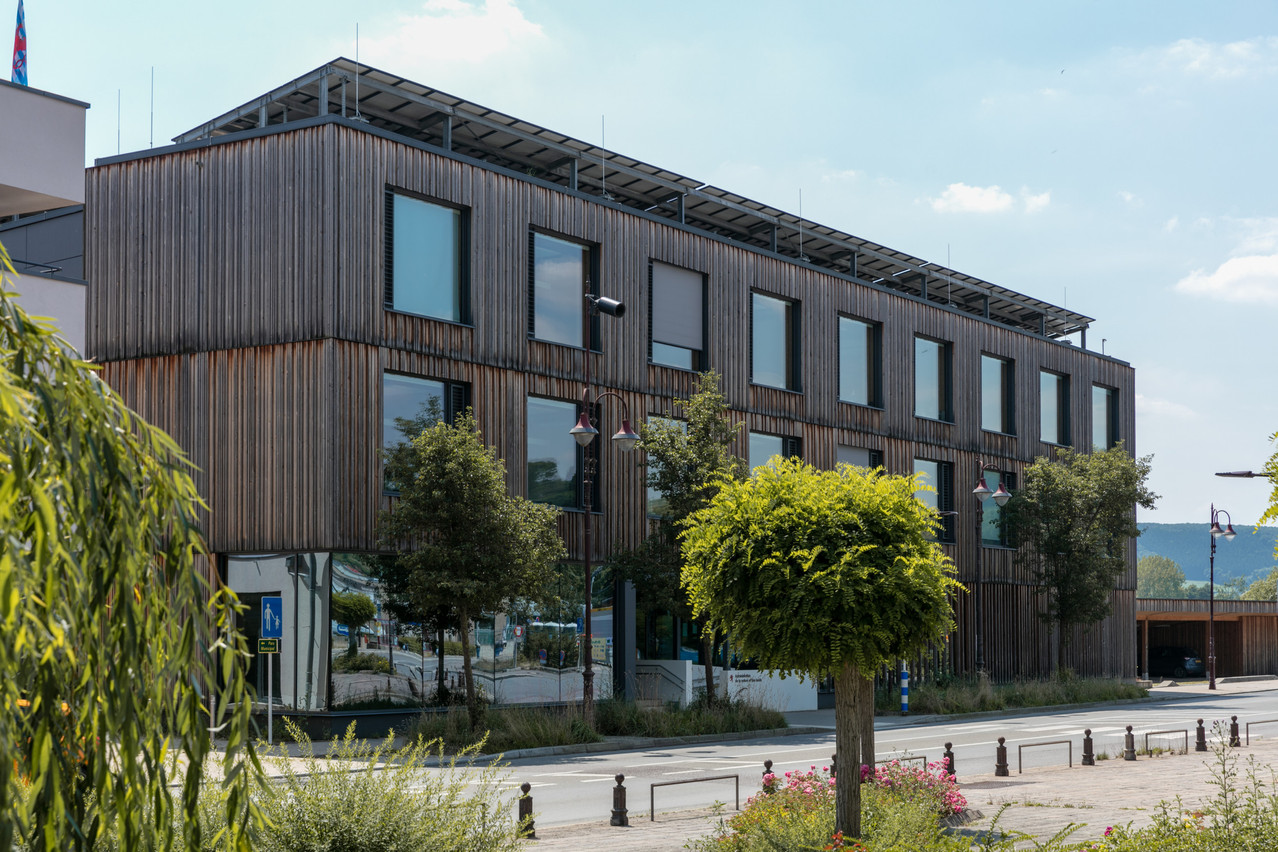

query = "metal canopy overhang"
[{"left": 175, "top": 57, "right": 1093, "bottom": 339}]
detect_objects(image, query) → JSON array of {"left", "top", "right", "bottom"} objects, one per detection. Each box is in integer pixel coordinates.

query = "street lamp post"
[
  {"left": 569, "top": 293, "right": 638, "bottom": 727},
  {"left": 971, "top": 463, "right": 1012, "bottom": 676},
  {"left": 1207, "top": 504, "right": 1236, "bottom": 690}
]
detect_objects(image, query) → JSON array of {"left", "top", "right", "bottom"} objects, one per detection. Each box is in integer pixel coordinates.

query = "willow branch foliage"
[
  {"left": 679, "top": 458, "right": 960, "bottom": 678},
  {"left": 0, "top": 244, "right": 259, "bottom": 851}
]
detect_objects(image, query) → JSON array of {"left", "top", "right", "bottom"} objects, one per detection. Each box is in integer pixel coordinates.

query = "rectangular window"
[
  {"left": 650, "top": 261, "right": 705, "bottom": 370},
  {"left": 1040, "top": 371, "right": 1070, "bottom": 445},
  {"left": 750, "top": 292, "right": 800, "bottom": 391},
  {"left": 1093, "top": 385, "right": 1117, "bottom": 450},
  {"left": 836, "top": 445, "right": 883, "bottom": 469},
  {"left": 527, "top": 396, "right": 581, "bottom": 509},
  {"left": 981, "top": 355, "right": 1015, "bottom": 434},
  {"left": 529, "top": 232, "right": 592, "bottom": 348},
  {"left": 839, "top": 317, "right": 882, "bottom": 407},
  {"left": 384, "top": 190, "right": 467, "bottom": 322},
  {"left": 645, "top": 416, "right": 685, "bottom": 518},
  {"left": 383, "top": 373, "right": 469, "bottom": 492},
  {"left": 749, "top": 431, "right": 801, "bottom": 471},
  {"left": 914, "top": 337, "right": 953, "bottom": 422},
  {"left": 913, "top": 458, "right": 955, "bottom": 542},
  {"left": 979, "top": 469, "right": 1016, "bottom": 545}
]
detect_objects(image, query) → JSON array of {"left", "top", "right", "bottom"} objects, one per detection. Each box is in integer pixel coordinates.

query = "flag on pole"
[{"left": 11, "top": 0, "right": 27, "bottom": 86}]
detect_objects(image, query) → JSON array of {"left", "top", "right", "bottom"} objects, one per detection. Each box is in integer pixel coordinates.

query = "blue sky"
[{"left": 25, "top": 0, "right": 1278, "bottom": 526}]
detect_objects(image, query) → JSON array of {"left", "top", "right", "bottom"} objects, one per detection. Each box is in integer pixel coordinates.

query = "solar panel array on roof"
[{"left": 175, "top": 57, "right": 1093, "bottom": 340}]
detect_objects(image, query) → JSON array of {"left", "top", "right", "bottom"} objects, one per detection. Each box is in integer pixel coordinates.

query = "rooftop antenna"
[
  {"left": 798, "top": 189, "right": 809, "bottom": 262},
  {"left": 600, "top": 115, "right": 611, "bottom": 200},
  {"left": 353, "top": 23, "right": 364, "bottom": 121},
  {"left": 149, "top": 67, "right": 154, "bottom": 148}
]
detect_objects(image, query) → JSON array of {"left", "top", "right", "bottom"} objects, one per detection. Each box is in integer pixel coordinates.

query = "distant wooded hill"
[{"left": 1137, "top": 522, "right": 1278, "bottom": 584}]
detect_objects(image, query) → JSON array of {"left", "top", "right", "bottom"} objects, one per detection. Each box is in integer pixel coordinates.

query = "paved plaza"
[{"left": 525, "top": 680, "right": 1278, "bottom": 850}]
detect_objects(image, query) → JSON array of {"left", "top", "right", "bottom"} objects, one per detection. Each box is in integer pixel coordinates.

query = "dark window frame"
[
  {"left": 914, "top": 335, "right": 955, "bottom": 423},
  {"left": 526, "top": 394, "right": 601, "bottom": 513},
  {"left": 749, "top": 290, "right": 802, "bottom": 392},
  {"left": 648, "top": 259, "right": 708, "bottom": 371},
  {"left": 1092, "top": 384, "right": 1119, "bottom": 450},
  {"left": 382, "top": 372, "right": 471, "bottom": 495},
  {"left": 527, "top": 228, "right": 601, "bottom": 351},
  {"left": 747, "top": 430, "right": 803, "bottom": 470},
  {"left": 979, "top": 469, "right": 1017, "bottom": 547},
  {"left": 382, "top": 186, "right": 472, "bottom": 324},
  {"left": 838, "top": 314, "right": 883, "bottom": 409},
  {"left": 980, "top": 353, "right": 1016, "bottom": 435},
  {"left": 1040, "top": 369, "right": 1072, "bottom": 446},
  {"left": 914, "top": 457, "right": 956, "bottom": 543}
]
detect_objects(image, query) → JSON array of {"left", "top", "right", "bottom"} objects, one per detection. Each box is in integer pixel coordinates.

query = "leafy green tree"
[
  {"left": 1137, "top": 555, "right": 1187, "bottom": 598},
  {"left": 680, "top": 458, "right": 959, "bottom": 838},
  {"left": 1243, "top": 568, "right": 1278, "bottom": 601},
  {"left": 1259, "top": 432, "right": 1278, "bottom": 561},
  {"left": 0, "top": 247, "right": 258, "bottom": 850},
  {"left": 331, "top": 590, "right": 378, "bottom": 657},
  {"left": 378, "top": 410, "right": 565, "bottom": 724},
  {"left": 616, "top": 370, "right": 746, "bottom": 702},
  {"left": 1002, "top": 444, "right": 1157, "bottom": 668}
]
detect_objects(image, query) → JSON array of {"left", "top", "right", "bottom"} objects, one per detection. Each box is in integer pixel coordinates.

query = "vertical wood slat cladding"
[{"left": 86, "top": 120, "right": 1139, "bottom": 679}]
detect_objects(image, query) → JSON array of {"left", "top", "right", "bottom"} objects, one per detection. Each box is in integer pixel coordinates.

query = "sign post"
[{"left": 261, "top": 596, "right": 283, "bottom": 744}]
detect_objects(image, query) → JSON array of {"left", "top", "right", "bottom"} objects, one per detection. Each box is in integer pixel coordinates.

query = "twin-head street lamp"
[
  {"left": 971, "top": 464, "right": 1012, "bottom": 675},
  {"left": 1206, "top": 504, "right": 1236, "bottom": 690},
  {"left": 568, "top": 292, "right": 638, "bottom": 726}
]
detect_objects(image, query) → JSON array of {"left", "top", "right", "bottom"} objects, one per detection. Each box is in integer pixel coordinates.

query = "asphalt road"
[{"left": 498, "top": 681, "right": 1278, "bottom": 827}]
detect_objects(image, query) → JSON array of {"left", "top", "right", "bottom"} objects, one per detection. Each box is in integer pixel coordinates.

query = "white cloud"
[
  {"left": 820, "top": 168, "right": 860, "bottom": 184},
  {"left": 360, "top": 0, "right": 545, "bottom": 66},
  {"left": 1022, "top": 190, "right": 1050, "bottom": 214},
  {"left": 1164, "top": 216, "right": 1179, "bottom": 232},
  {"left": 1175, "top": 253, "right": 1278, "bottom": 305},
  {"left": 1136, "top": 394, "right": 1198, "bottom": 420},
  {"left": 1162, "top": 37, "right": 1278, "bottom": 80},
  {"left": 931, "top": 183, "right": 1013, "bottom": 213}
]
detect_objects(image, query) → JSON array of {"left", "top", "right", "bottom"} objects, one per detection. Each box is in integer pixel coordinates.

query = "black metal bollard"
[
  {"left": 762, "top": 759, "right": 775, "bottom": 793},
  {"left": 1082, "top": 729, "right": 1095, "bottom": 766},
  {"left": 1231, "top": 716, "right": 1241, "bottom": 748},
  {"left": 1123, "top": 725, "right": 1136, "bottom": 761},
  {"left": 518, "top": 782, "right": 535, "bottom": 839},
  {"left": 1196, "top": 719, "right": 1207, "bottom": 752},
  {"left": 995, "top": 737, "right": 1009, "bottom": 777},
  {"left": 943, "top": 742, "right": 956, "bottom": 779},
  {"left": 830, "top": 752, "right": 837, "bottom": 778},
  {"left": 610, "top": 773, "right": 629, "bottom": 826}
]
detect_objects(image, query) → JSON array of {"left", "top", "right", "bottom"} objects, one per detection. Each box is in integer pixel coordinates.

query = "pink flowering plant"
[{"left": 863, "top": 757, "right": 966, "bottom": 816}]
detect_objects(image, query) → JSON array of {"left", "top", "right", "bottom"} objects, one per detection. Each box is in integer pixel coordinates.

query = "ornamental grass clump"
[{"left": 197, "top": 720, "right": 528, "bottom": 852}]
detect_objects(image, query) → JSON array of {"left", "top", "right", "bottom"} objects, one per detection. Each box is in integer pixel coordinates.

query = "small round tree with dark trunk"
[
  {"left": 680, "top": 458, "right": 959, "bottom": 839},
  {"left": 330, "top": 590, "right": 377, "bottom": 658}
]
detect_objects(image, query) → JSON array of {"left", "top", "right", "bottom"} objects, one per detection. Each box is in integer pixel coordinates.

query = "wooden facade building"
[{"left": 85, "top": 59, "right": 1139, "bottom": 709}]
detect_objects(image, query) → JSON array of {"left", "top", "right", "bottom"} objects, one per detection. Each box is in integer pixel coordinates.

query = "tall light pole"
[
  {"left": 971, "top": 463, "right": 1012, "bottom": 676},
  {"left": 1207, "top": 504, "right": 1236, "bottom": 690},
  {"left": 569, "top": 293, "right": 638, "bottom": 727}
]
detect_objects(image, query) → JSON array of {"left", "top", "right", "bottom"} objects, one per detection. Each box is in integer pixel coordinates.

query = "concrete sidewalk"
[
  {"left": 524, "top": 679, "right": 1278, "bottom": 850},
  {"left": 526, "top": 732, "right": 1278, "bottom": 851}
]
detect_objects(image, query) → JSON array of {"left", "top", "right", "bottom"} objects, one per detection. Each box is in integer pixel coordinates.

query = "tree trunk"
[
  {"left": 459, "top": 605, "right": 478, "bottom": 727},
  {"left": 857, "top": 672, "right": 875, "bottom": 769},
  {"left": 833, "top": 661, "right": 864, "bottom": 838},
  {"left": 702, "top": 629, "right": 715, "bottom": 706},
  {"left": 437, "top": 624, "right": 446, "bottom": 700}
]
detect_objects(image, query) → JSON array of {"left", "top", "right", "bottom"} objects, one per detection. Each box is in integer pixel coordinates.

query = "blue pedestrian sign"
[{"left": 261, "top": 596, "right": 284, "bottom": 639}]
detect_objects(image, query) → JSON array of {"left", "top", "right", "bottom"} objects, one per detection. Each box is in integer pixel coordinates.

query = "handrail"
[
  {"left": 1018, "top": 740, "right": 1072, "bottom": 774},
  {"left": 650, "top": 774, "right": 739, "bottom": 821},
  {"left": 1143, "top": 729, "right": 1188, "bottom": 756},
  {"left": 1245, "top": 718, "right": 1278, "bottom": 745}
]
